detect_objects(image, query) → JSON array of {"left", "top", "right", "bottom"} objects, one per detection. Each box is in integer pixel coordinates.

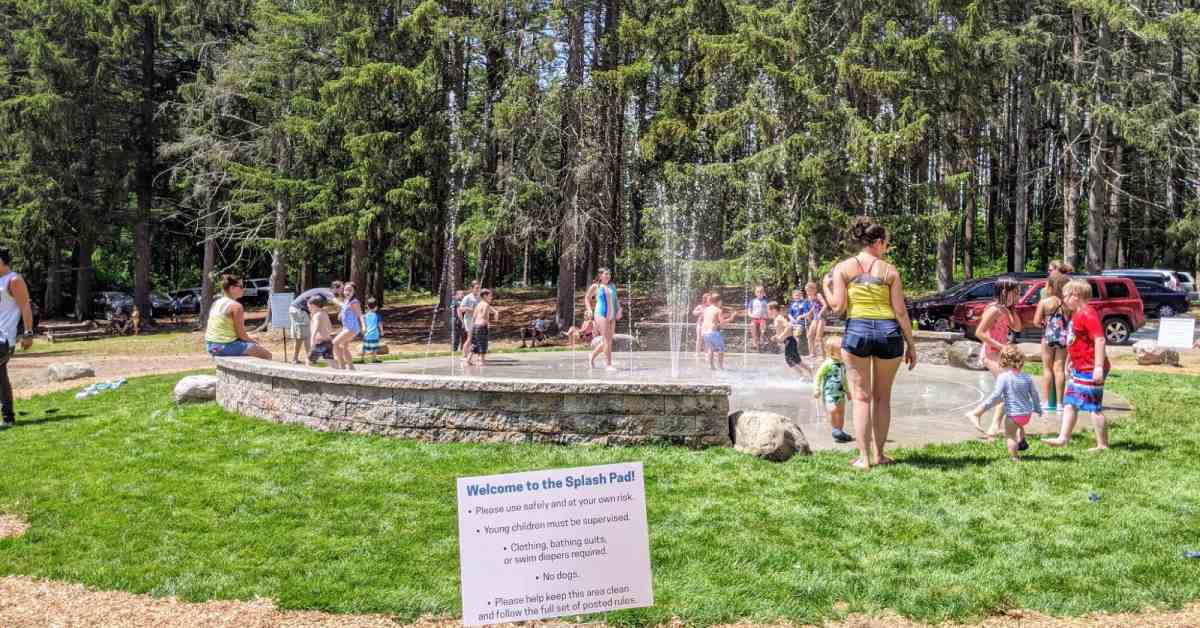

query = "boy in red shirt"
[{"left": 1045, "top": 280, "right": 1111, "bottom": 450}]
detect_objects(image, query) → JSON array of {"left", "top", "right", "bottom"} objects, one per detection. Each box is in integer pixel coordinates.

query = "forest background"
[{"left": 2, "top": 0, "right": 1198, "bottom": 330}]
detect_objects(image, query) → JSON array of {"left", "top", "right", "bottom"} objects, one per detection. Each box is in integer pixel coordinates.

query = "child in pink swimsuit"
[{"left": 976, "top": 278, "right": 1023, "bottom": 438}]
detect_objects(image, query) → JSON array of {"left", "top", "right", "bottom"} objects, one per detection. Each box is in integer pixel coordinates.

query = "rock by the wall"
[
  {"left": 174, "top": 375, "right": 219, "bottom": 403},
  {"left": 947, "top": 341, "right": 986, "bottom": 371},
  {"left": 47, "top": 362, "right": 95, "bottom": 382},
  {"left": 1133, "top": 340, "right": 1180, "bottom": 367},
  {"left": 728, "top": 410, "right": 811, "bottom": 462}
]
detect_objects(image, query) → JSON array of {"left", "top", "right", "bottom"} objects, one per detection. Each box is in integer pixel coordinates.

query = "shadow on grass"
[
  {"left": 900, "top": 452, "right": 1072, "bottom": 469},
  {"left": 9, "top": 414, "right": 87, "bottom": 428},
  {"left": 1106, "top": 441, "right": 1164, "bottom": 453}
]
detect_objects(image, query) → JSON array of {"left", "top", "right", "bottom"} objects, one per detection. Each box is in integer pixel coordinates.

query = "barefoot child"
[
  {"left": 784, "top": 289, "right": 813, "bottom": 378},
  {"left": 333, "top": 283, "right": 364, "bottom": 370},
  {"left": 307, "top": 296, "right": 337, "bottom": 368},
  {"left": 967, "top": 345, "right": 1040, "bottom": 460},
  {"left": 748, "top": 286, "right": 770, "bottom": 351},
  {"left": 468, "top": 289, "right": 498, "bottom": 366},
  {"left": 1045, "top": 280, "right": 1111, "bottom": 450},
  {"left": 814, "top": 335, "right": 853, "bottom": 443},
  {"left": 804, "top": 281, "right": 826, "bottom": 359},
  {"left": 701, "top": 295, "right": 736, "bottom": 370},
  {"left": 975, "top": 278, "right": 1023, "bottom": 438},
  {"left": 768, "top": 303, "right": 788, "bottom": 353},
  {"left": 567, "top": 311, "right": 595, "bottom": 348},
  {"left": 1034, "top": 274, "right": 1070, "bottom": 414},
  {"left": 362, "top": 298, "right": 383, "bottom": 363},
  {"left": 693, "top": 293, "right": 712, "bottom": 360}
]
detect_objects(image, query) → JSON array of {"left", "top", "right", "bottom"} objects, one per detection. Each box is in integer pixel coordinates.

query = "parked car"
[
  {"left": 149, "top": 292, "right": 174, "bottom": 318},
  {"left": 1102, "top": 269, "right": 1195, "bottom": 294},
  {"left": 1131, "top": 279, "right": 1190, "bottom": 318},
  {"left": 907, "top": 272, "right": 1049, "bottom": 332},
  {"left": 242, "top": 278, "right": 272, "bottom": 305},
  {"left": 171, "top": 288, "right": 202, "bottom": 314},
  {"left": 92, "top": 291, "right": 134, "bottom": 320},
  {"left": 953, "top": 276, "right": 1144, "bottom": 345}
]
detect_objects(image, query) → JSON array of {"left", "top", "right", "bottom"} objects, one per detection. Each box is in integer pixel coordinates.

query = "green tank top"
[
  {"left": 846, "top": 258, "right": 897, "bottom": 320},
  {"left": 205, "top": 297, "right": 239, "bottom": 344}
]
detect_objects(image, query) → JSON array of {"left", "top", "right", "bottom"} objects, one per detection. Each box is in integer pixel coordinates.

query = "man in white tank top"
[{"left": 0, "top": 248, "right": 35, "bottom": 430}]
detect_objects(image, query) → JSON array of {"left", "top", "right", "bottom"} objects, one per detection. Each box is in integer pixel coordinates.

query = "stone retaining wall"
[{"left": 215, "top": 358, "right": 732, "bottom": 448}]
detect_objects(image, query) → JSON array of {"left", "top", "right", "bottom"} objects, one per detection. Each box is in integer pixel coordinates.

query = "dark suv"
[{"left": 1131, "top": 279, "right": 1190, "bottom": 318}]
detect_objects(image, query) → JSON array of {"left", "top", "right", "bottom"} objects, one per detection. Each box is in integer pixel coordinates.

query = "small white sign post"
[
  {"left": 1156, "top": 317, "right": 1196, "bottom": 349},
  {"left": 457, "top": 462, "right": 653, "bottom": 626},
  {"left": 269, "top": 293, "right": 294, "bottom": 361}
]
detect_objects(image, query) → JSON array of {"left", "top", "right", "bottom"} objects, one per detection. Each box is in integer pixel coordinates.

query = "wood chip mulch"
[{"left": 1, "top": 576, "right": 1199, "bottom": 628}]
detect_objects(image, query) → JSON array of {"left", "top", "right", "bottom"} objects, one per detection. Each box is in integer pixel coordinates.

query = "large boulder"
[
  {"left": 946, "top": 341, "right": 986, "bottom": 371},
  {"left": 1133, "top": 340, "right": 1180, "bottom": 367},
  {"left": 47, "top": 362, "right": 95, "bottom": 382},
  {"left": 174, "top": 375, "right": 219, "bottom": 403},
  {"left": 728, "top": 411, "right": 811, "bottom": 462}
]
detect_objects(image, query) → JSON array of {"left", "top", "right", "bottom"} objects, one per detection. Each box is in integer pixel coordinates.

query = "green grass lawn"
[{"left": 0, "top": 369, "right": 1198, "bottom": 625}]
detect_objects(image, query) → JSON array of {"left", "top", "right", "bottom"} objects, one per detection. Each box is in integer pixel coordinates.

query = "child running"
[
  {"left": 966, "top": 344, "right": 1041, "bottom": 461},
  {"left": 1034, "top": 273, "right": 1070, "bottom": 414},
  {"left": 362, "top": 298, "right": 383, "bottom": 363},
  {"left": 748, "top": 286, "right": 770, "bottom": 352},
  {"left": 784, "top": 289, "right": 812, "bottom": 378},
  {"left": 768, "top": 302, "right": 788, "bottom": 353},
  {"left": 1045, "top": 279, "right": 1111, "bottom": 451},
  {"left": 307, "top": 295, "right": 337, "bottom": 368},
  {"left": 974, "top": 278, "right": 1023, "bottom": 438},
  {"left": 701, "top": 294, "right": 736, "bottom": 370},
  {"left": 813, "top": 335, "right": 853, "bottom": 443},
  {"left": 467, "top": 289, "right": 498, "bottom": 366}
]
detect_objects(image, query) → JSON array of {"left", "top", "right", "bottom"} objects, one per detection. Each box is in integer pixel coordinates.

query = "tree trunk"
[
  {"left": 1063, "top": 7, "right": 1083, "bottom": 268},
  {"left": 44, "top": 241, "right": 61, "bottom": 317},
  {"left": 133, "top": 13, "right": 156, "bottom": 317},
  {"left": 350, "top": 236, "right": 369, "bottom": 295},
  {"left": 199, "top": 203, "right": 218, "bottom": 328},
  {"left": 300, "top": 258, "right": 314, "bottom": 293},
  {"left": 1014, "top": 70, "right": 1031, "bottom": 272},
  {"left": 555, "top": 0, "right": 585, "bottom": 331},
  {"left": 965, "top": 154, "right": 976, "bottom": 279},
  {"left": 1085, "top": 18, "right": 1110, "bottom": 274},
  {"left": 1104, "top": 141, "right": 1122, "bottom": 269},
  {"left": 74, "top": 238, "right": 94, "bottom": 321}
]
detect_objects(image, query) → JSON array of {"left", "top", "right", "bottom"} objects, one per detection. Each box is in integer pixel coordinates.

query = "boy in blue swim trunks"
[
  {"left": 1045, "top": 279, "right": 1111, "bottom": 451},
  {"left": 701, "top": 294, "right": 736, "bottom": 370}
]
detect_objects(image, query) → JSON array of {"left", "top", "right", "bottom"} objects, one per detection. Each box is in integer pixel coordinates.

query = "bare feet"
[
  {"left": 875, "top": 456, "right": 897, "bottom": 466},
  {"left": 966, "top": 412, "right": 985, "bottom": 434},
  {"left": 850, "top": 458, "right": 870, "bottom": 470},
  {"left": 1043, "top": 437, "right": 1067, "bottom": 448},
  {"left": 1009, "top": 456, "right": 1021, "bottom": 462},
  {"left": 1087, "top": 446, "right": 1109, "bottom": 453}
]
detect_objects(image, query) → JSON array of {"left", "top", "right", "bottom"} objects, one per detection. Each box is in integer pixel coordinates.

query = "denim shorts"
[
  {"left": 842, "top": 319, "right": 904, "bottom": 360},
  {"left": 207, "top": 340, "right": 252, "bottom": 357}
]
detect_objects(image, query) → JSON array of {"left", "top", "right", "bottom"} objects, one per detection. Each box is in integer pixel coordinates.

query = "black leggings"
[{"left": 0, "top": 341, "right": 12, "bottom": 423}]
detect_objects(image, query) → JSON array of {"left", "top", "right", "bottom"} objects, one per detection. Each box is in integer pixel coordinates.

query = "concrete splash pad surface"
[{"left": 370, "top": 351, "right": 1011, "bottom": 450}]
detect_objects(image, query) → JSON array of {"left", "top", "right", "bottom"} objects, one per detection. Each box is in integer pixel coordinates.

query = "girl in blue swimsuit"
[{"left": 586, "top": 268, "right": 621, "bottom": 371}]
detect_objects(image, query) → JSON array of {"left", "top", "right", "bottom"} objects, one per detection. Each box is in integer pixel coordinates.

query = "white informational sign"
[
  {"left": 457, "top": 462, "right": 653, "bottom": 626},
  {"left": 1157, "top": 317, "right": 1197, "bottom": 349},
  {"left": 269, "top": 292, "right": 294, "bottom": 330}
]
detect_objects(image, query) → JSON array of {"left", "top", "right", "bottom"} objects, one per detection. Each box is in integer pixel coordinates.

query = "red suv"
[{"left": 953, "top": 276, "right": 1144, "bottom": 345}]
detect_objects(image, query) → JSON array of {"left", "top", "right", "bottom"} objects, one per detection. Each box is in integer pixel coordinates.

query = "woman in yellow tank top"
[
  {"left": 822, "top": 217, "right": 917, "bottom": 470},
  {"left": 204, "top": 275, "right": 273, "bottom": 359}
]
